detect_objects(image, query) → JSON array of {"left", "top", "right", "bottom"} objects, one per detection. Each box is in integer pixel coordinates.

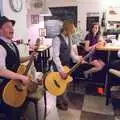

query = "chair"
[
  {"left": 27, "top": 86, "right": 44, "bottom": 120},
  {"left": 28, "top": 56, "right": 51, "bottom": 120},
  {"left": 106, "top": 68, "right": 120, "bottom": 105}
]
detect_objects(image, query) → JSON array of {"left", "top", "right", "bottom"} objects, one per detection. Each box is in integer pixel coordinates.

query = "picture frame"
[
  {"left": 39, "top": 28, "right": 47, "bottom": 37},
  {"left": 31, "top": 14, "right": 39, "bottom": 24}
]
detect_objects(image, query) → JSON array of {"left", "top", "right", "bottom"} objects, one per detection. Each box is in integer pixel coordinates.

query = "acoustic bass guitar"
[
  {"left": 2, "top": 45, "right": 39, "bottom": 108},
  {"left": 45, "top": 48, "right": 95, "bottom": 96}
]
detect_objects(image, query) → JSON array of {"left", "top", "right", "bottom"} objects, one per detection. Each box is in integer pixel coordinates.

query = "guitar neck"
[
  {"left": 68, "top": 62, "right": 81, "bottom": 75},
  {"left": 67, "top": 49, "right": 95, "bottom": 75},
  {"left": 23, "top": 57, "right": 34, "bottom": 75},
  {"left": 23, "top": 40, "right": 40, "bottom": 75}
]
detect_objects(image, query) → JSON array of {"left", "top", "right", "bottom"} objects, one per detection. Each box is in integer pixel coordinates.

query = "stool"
[{"left": 27, "top": 86, "right": 44, "bottom": 120}]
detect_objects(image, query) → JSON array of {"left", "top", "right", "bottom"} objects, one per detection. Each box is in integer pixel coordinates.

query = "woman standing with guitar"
[
  {"left": 0, "top": 16, "right": 34, "bottom": 120},
  {"left": 52, "top": 20, "right": 85, "bottom": 111}
]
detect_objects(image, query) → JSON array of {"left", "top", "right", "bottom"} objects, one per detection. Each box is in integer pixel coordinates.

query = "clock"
[{"left": 9, "top": 0, "right": 23, "bottom": 12}]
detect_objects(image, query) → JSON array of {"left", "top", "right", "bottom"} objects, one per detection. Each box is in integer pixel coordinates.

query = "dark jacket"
[
  {"left": 0, "top": 39, "right": 20, "bottom": 96},
  {"left": 58, "top": 34, "right": 71, "bottom": 66}
]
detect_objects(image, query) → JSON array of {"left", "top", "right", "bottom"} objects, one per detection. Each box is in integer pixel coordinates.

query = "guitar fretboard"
[{"left": 67, "top": 49, "right": 95, "bottom": 75}]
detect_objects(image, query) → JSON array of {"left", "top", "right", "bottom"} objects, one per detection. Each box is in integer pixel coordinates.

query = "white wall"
[
  {"left": 78, "top": 0, "right": 102, "bottom": 37},
  {"left": 47, "top": 0, "right": 78, "bottom": 7},
  {"left": 46, "top": 0, "right": 102, "bottom": 38},
  {"left": 1, "top": 0, "right": 120, "bottom": 42},
  {"left": 0, "top": 0, "right": 3, "bottom": 15},
  {"left": 1, "top": 0, "right": 28, "bottom": 42},
  {"left": 47, "top": 0, "right": 120, "bottom": 38},
  {"left": 27, "top": 12, "right": 44, "bottom": 44}
]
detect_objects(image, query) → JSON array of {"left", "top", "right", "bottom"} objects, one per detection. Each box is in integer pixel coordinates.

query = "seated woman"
[
  {"left": 84, "top": 22, "right": 106, "bottom": 78},
  {"left": 71, "top": 44, "right": 94, "bottom": 81}
]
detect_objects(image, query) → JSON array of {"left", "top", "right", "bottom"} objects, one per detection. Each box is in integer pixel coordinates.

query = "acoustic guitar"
[
  {"left": 2, "top": 45, "right": 39, "bottom": 108},
  {"left": 45, "top": 48, "right": 95, "bottom": 96}
]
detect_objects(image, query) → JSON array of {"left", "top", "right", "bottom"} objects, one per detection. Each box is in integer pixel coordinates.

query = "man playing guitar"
[{"left": 0, "top": 16, "right": 33, "bottom": 120}]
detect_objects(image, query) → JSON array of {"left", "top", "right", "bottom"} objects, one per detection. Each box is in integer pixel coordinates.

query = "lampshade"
[{"left": 40, "top": 7, "right": 52, "bottom": 16}]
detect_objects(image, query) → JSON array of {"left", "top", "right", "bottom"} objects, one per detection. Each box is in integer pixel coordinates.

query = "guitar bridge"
[
  {"left": 53, "top": 80, "right": 60, "bottom": 88},
  {"left": 15, "top": 85, "right": 23, "bottom": 92}
]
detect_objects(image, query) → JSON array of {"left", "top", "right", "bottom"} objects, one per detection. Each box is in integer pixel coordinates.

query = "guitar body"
[
  {"left": 3, "top": 64, "right": 28, "bottom": 108},
  {"left": 45, "top": 66, "right": 72, "bottom": 96},
  {"left": 45, "top": 50, "right": 95, "bottom": 96}
]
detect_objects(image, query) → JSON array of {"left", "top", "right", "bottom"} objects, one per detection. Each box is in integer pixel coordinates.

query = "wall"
[
  {"left": 47, "top": 0, "right": 120, "bottom": 38},
  {"left": 46, "top": 0, "right": 102, "bottom": 38},
  {"left": 1, "top": 0, "right": 119, "bottom": 42},
  {"left": 0, "top": 0, "right": 3, "bottom": 15},
  {"left": 1, "top": 0, "right": 28, "bottom": 42},
  {"left": 27, "top": 12, "right": 44, "bottom": 44},
  {"left": 47, "top": 0, "right": 78, "bottom": 7},
  {"left": 78, "top": 0, "right": 102, "bottom": 37}
]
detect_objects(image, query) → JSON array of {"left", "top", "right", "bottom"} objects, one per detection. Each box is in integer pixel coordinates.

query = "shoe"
[
  {"left": 56, "top": 103, "right": 68, "bottom": 111},
  {"left": 63, "top": 102, "right": 68, "bottom": 107},
  {"left": 97, "top": 88, "right": 104, "bottom": 95},
  {"left": 62, "top": 100, "right": 68, "bottom": 107}
]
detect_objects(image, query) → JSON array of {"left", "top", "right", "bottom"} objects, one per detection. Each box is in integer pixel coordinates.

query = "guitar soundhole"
[
  {"left": 53, "top": 80, "right": 60, "bottom": 88},
  {"left": 15, "top": 85, "right": 23, "bottom": 92}
]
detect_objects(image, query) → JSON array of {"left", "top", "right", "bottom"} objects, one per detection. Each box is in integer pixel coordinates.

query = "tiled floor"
[
  {"left": 58, "top": 108, "right": 81, "bottom": 120},
  {"left": 26, "top": 82, "right": 116, "bottom": 120},
  {"left": 83, "top": 95, "right": 113, "bottom": 115},
  {"left": 80, "top": 111, "right": 114, "bottom": 120}
]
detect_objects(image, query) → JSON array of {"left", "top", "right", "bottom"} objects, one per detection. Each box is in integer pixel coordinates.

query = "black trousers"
[{"left": 0, "top": 99, "right": 26, "bottom": 120}]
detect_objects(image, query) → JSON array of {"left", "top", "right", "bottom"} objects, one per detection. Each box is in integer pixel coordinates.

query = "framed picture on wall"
[
  {"left": 39, "top": 28, "right": 47, "bottom": 37},
  {"left": 31, "top": 14, "right": 39, "bottom": 24}
]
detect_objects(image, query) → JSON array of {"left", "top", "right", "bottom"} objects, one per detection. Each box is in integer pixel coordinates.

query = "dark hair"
[
  {"left": 89, "top": 22, "right": 101, "bottom": 35},
  {"left": 88, "top": 22, "right": 101, "bottom": 41},
  {"left": 0, "top": 16, "right": 15, "bottom": 28}
]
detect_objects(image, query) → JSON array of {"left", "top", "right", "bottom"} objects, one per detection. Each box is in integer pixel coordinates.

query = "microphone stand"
[{"left": 42, "top": 60, "right": 51, "bottom": 120}]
